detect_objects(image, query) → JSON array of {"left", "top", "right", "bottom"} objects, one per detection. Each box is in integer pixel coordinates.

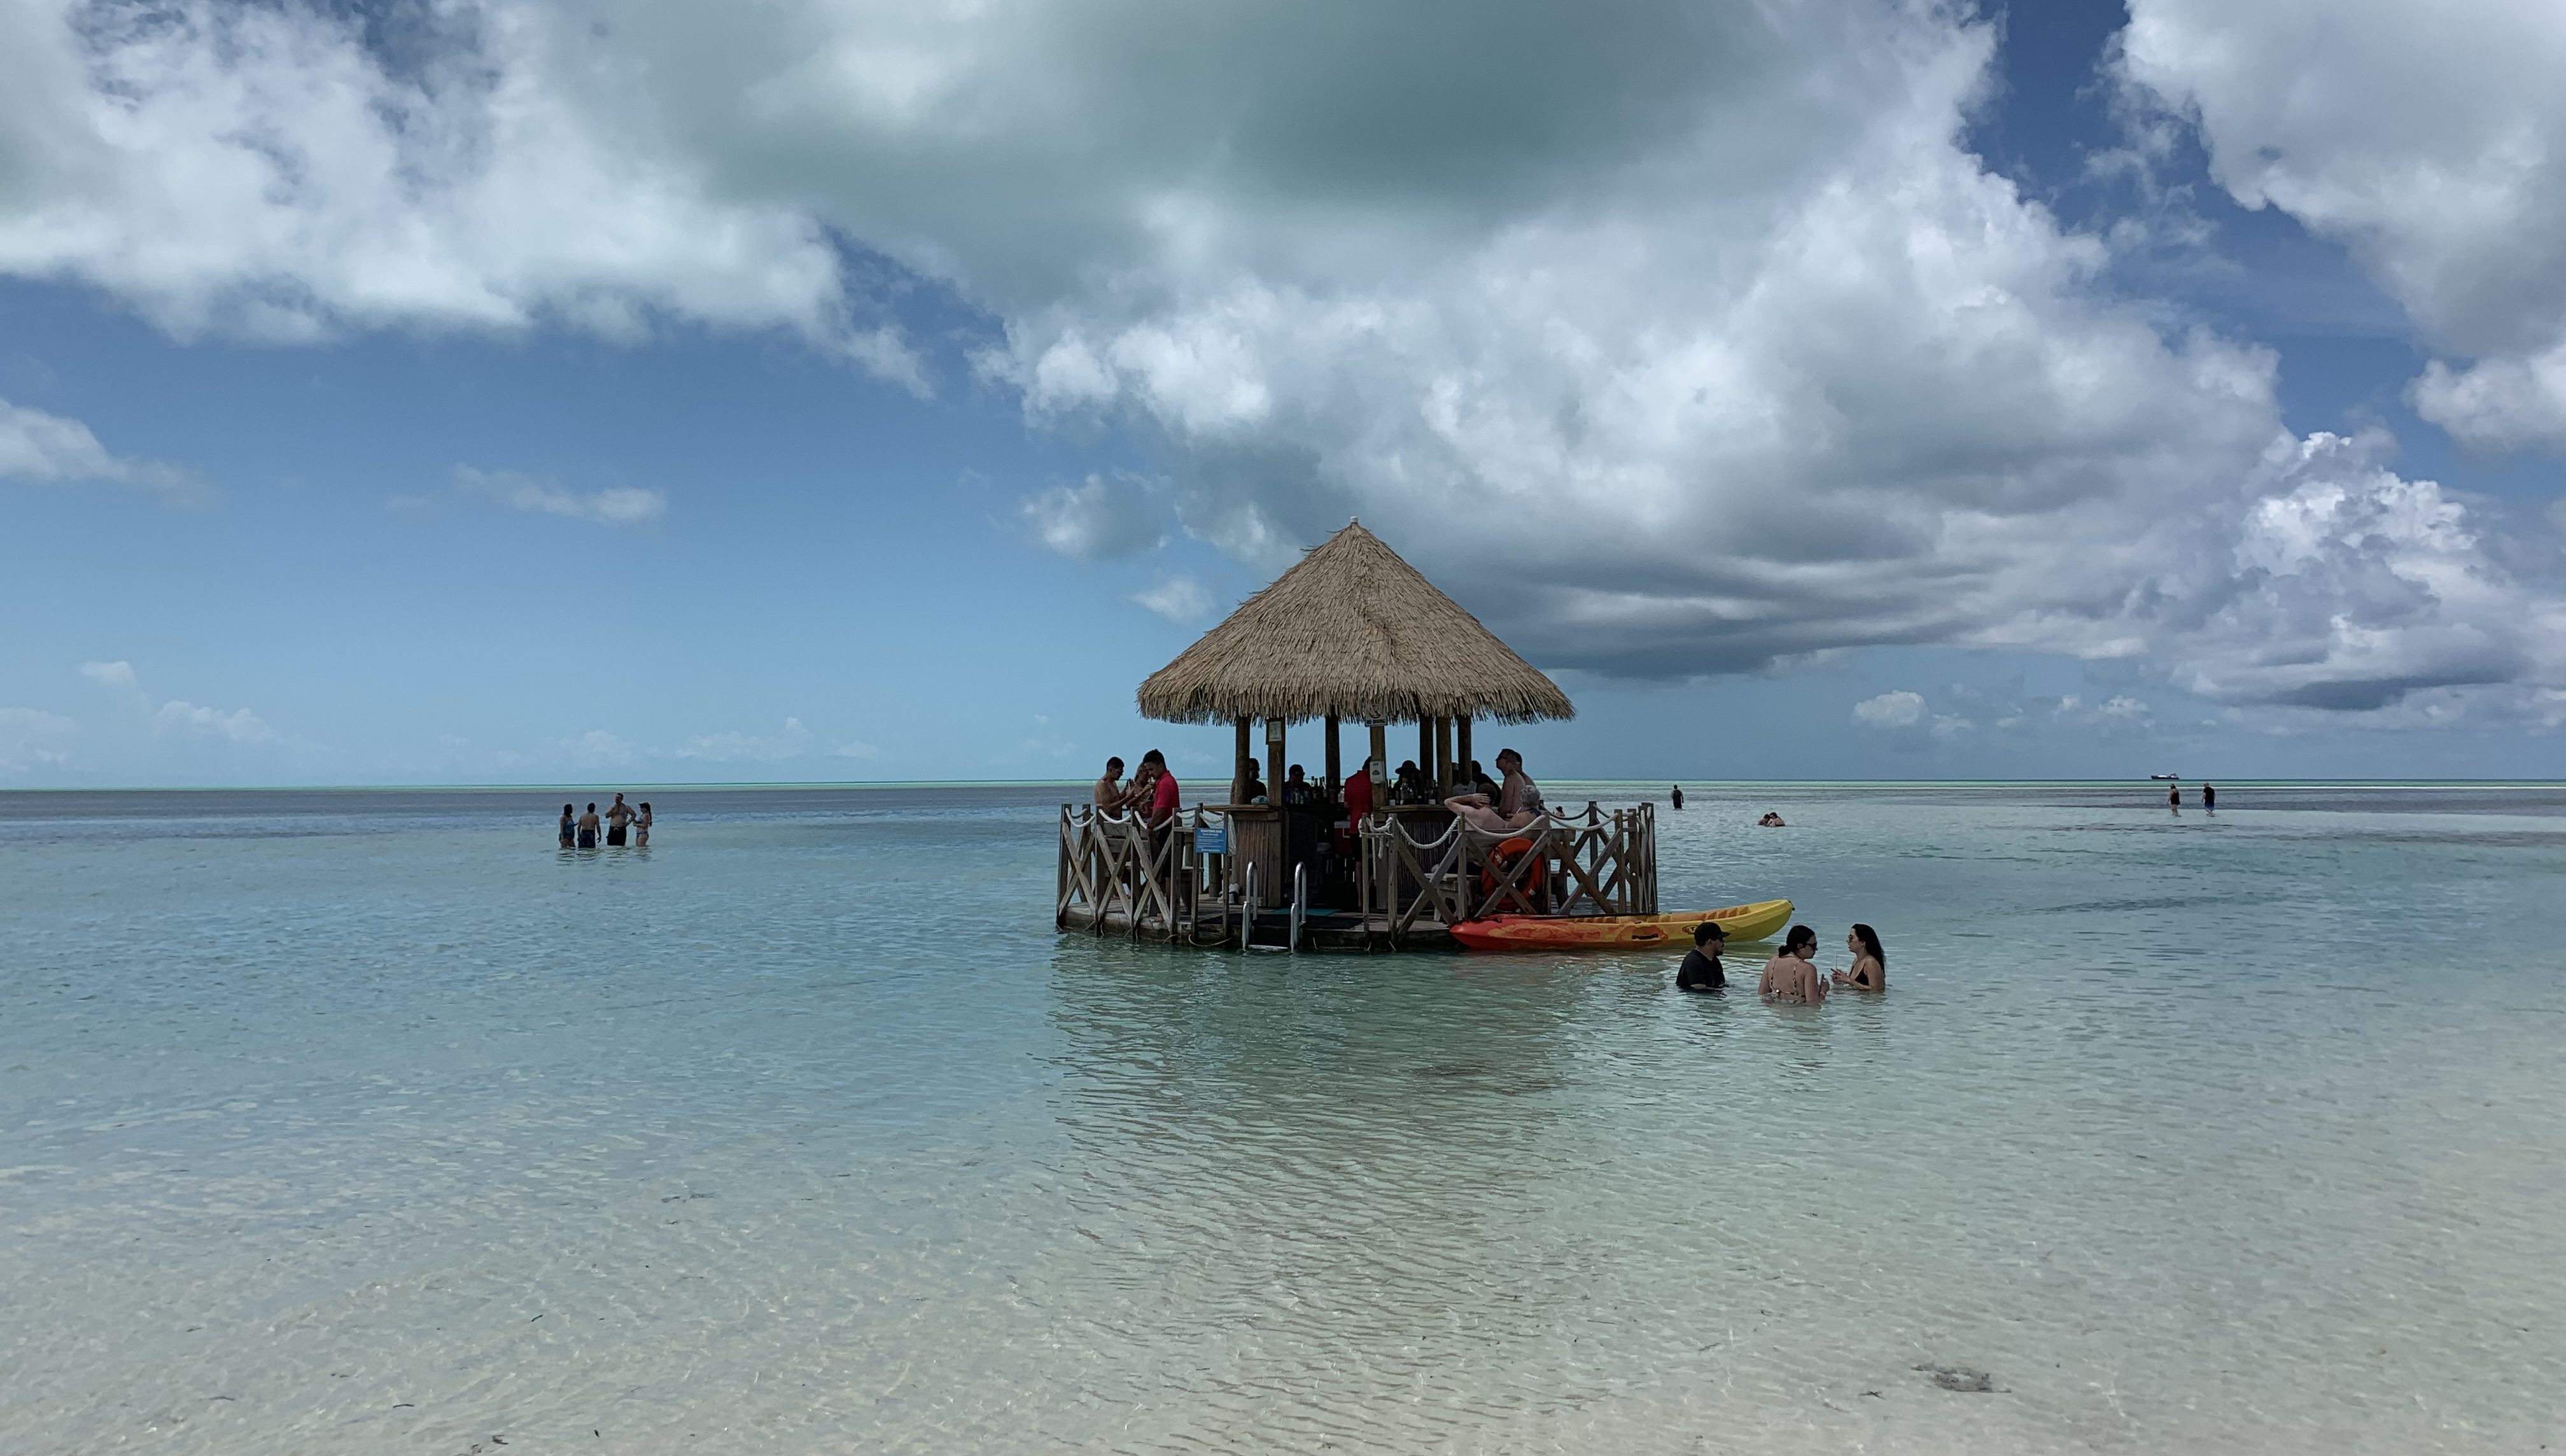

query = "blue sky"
[{"left": 3, "top": 0, "right": 2562, "bottom": 787}]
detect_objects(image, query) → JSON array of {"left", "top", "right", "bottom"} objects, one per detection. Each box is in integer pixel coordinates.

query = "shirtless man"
[
  {"left": 1093, "top": 756, "right": 1129, "bottom": 813},
  {"left": 1758, "top": 925, "right": 1827, "bottom": 1003},
  {"left": 576, "top": 802, "right": 602, "bottom": 849},
  {"left": 1444, "top": 748, "right": 1545, "bottom": 835},
  {"left": 605, "top": 793, "right": 636, "bottom": 846}
]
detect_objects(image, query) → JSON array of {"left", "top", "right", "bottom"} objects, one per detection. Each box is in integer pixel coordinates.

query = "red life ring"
[{"left": 1480, "top": 836, "right": 1546, "bottom": 901}]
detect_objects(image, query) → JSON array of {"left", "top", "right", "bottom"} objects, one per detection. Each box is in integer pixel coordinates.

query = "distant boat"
[{"left": 2148, "top": 773, "right": 2180, "bottom": 781}]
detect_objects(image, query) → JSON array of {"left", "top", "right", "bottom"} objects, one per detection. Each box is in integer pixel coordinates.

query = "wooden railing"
[
  {"left": 1359, "top": 801, "right": 1657, "bottom": 948},
  {"left": 1056, "top": 805, "right": 1230, "bottom": 944},
  {"left": 1060, "top": 799, "right": 1657, "bottom": 951}
]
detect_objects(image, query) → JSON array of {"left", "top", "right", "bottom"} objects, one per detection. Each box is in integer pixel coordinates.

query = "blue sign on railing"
[{"left": 1195, "top": 825, "right": 1227, "bottom": 855}]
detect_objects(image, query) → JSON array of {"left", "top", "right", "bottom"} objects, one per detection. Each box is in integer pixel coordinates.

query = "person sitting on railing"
[
  {"left": 1093, "top": 756, "right": 1130, "bottom": 813},
  {"left": 1444, "top": 748, "right": 1545, "bottom": 836}
]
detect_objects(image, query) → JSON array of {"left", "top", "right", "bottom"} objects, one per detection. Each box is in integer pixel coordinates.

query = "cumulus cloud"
[
  {"left": 1851, "top": 690, "right": 1924, "bottom": 729},
  {"left": 2118, "top": 0, "right": 2566, "bottom": 451},
  {"left": 73, "top": 659, "right": 284, "bottom": 748},
  {"left": 2156, "top": 431, "right": 2562, "bottom": 711},
  {"left": 0, "top": 0, "right": 925, "bottom": 381},
  {"left": 0, "top": 396, "right": 193, "bottom": 495},
  {"left": 1018, "top": 472, "right": 1164, "bottom": 559},
  {"left": 1131, "top": 573, "right": 1215, "bottom": 624},
  {"left": 0, "top": 706, "right": 77, "bottom": 774},
  {"left": 678, "top": 717, "right": 813, "bottom": 762},
  {"left": 8, "top": 0, "right": 2562, "bottom": 721},
  {"left": 156, "top": 699, "right": 275, "bottom": 743},
  {"left": 456, "top": 466, "right": 666, "bottom": 526}
]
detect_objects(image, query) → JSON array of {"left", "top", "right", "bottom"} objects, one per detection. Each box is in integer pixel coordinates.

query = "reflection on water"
[{"left": 2, "top": 784, "right": 2563, "bottom": 1452}]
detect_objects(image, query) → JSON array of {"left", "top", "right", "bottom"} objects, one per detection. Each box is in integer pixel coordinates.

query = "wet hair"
[
  {"left": 1140, "top": 749, "right": 1166, "bottom": 767},
  {"left": 639, "top": 802, "right": 650, "bottom": 811},
  {"left": 1693, "top": 921, "right": 1727, "bottom": 947},
  {"left": 1850, "top": 923, "right": 1885, "bottom": 967},
  {"left": 1106, "top": 756, "right": 1124, "bottom": 772},
  {"left": 563, "top": 803, "right": 573, "bottom": 815},
  {"left": 587, "top": 802, "right": 597, "bottom": 812},
  {"left": 1783, "top": 924, "right": 1817, "bottom": 953}
]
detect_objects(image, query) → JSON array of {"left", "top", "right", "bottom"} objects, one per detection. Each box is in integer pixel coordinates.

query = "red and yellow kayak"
[{"left": 1449, "top": 899, "right": 1795, "bottom": 952}]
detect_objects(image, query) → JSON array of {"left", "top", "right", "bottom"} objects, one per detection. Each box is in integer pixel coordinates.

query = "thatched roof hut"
[{"left": 1137, "top": 521, "right": 1573, "bottom": 726}]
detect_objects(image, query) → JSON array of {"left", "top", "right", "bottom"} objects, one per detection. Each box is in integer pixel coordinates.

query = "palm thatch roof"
[{"left": 1137, "top": 521, "right": 1574, "bottom": 725}]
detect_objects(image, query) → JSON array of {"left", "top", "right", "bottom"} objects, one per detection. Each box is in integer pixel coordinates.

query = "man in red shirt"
[
  {"left": 1139, "top": 749, "right": 1181, "bottom": 827},
  {"left": 1342, "top": 755, "right": 1375, "bottom": 823}
]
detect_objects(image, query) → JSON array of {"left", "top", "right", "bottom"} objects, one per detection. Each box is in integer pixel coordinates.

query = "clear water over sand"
[{"left": 4, "top": 783, "right": 2562, "bottom": 1453}]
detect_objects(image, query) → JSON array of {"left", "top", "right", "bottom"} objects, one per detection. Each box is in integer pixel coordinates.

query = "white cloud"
[
  {"left": 457, "top": 466, "right": 666, "bottom": 526},
  {"left": 78, "top": 659, "right": 137, "bottom": 689},
  {"left": 1132, "top": 573, "right": 1215, "bottom": 624},
  {"left": 0, "top": 396, "right": 192, "bottom": 495},
  {"left": 678, "top": 717, "right": 813, "bottom": 762},
  {"left": 156, "top": 699, "right": 274, "bottom": 743},
  {"left": 2118, "top": 0, "right": 2566, "bottom": 451},
  {"left": 0, "top": 706, "right": 76, "bottom": 774},
  {"left": 1018, "top": 472, "right": 1164, "bottom": 559},
  {"left": 2149, "top": 431, "right": 2562, "bottom": 711},
  {"left": 0, "top": 0, "right": 918, "bottom": 381},
  {"left": 1852, "top": 690, "right": 1924, "bottom": 729},
  {"left": 829, "top": 738, "right": 881, "bottom": 761},
  {"left": 7, "top": 1, "right": 2562, "bottom": 722},
  {"left": 561, "top": 729, "right": 640, "bottom": 768}
]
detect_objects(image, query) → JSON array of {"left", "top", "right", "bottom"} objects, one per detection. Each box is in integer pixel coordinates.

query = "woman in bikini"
[
  {"left": 1831, "top": 923, "right": 1886, "bottom": 991},
  {"left": 1758, "top": 925, "right": 1827, "bottom": 1003}
]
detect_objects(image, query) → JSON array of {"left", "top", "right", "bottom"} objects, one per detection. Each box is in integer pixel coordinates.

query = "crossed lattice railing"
[
  {"left": 1058, "top": 799, "right": 1657, "bottom": 951},
  {"left": 1358, "top": 801, "right": 1657, "bottom": 948},
  {"left": 1057, "top": 806, "right": 1231, "bottom": 944}
]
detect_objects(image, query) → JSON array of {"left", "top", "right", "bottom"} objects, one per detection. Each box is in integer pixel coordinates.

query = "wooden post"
[
  {"left": 1434, "top": 717, "right": 1452, "bottom": 797},
  {"left": 1323, "top": 713, "right": 1341, "bottom": 801},
  {"left": 1233, "top": 717, "right": 1251, "bottom": 804},
  {"left": 1265, "top": 717, "right": 1286, "bottom": 808},
  {"left": 1367, "top": 720, "right": 1387, "bottom": 814},
  {"left": 1417, "top": 717, "right": 1432, "bottom": 788},
  {"left": 1455, "top": 716, "right": 1472, "bottom": 788}
]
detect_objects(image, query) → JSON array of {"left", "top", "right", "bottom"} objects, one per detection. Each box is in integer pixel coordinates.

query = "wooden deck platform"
[{"left": 1057, "top": 902, "right": 1456, "bottom": 953}]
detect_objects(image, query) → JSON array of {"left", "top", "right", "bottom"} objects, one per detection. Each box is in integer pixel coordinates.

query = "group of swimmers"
[
  {"left": 1674, "top": 920, "right": 1885, "bottom": 1002},
  {"left": 1664, "top": 788, "right": 1788, "bottom": 827},
  {"left": 557, "top": 793, "right": 650, "bottom": 849}
]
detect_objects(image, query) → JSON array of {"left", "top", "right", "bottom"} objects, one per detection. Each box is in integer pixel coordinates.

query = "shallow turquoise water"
[{"left": 3, "top": 783, "right": 2562, "bottom": 1453}]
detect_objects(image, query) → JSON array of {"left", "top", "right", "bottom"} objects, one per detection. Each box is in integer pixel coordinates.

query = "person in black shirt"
[{"left": 1676, "top": 921, "right": 1727, "bottom": 992}]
